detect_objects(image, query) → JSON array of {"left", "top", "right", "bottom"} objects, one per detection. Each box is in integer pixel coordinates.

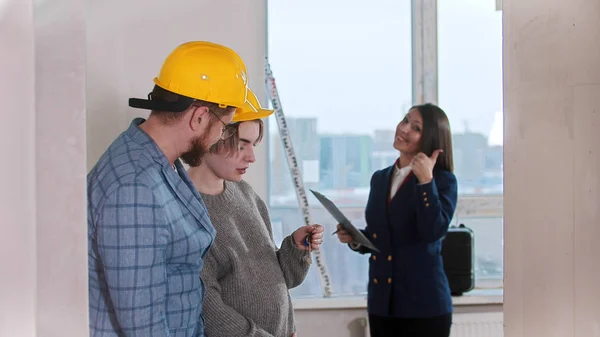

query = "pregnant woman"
[{"left": 187, "top": 106, "right": 323, "bottom": 337}]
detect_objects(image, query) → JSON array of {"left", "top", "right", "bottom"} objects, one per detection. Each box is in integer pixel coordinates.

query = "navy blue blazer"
[{"left": 353, "top": 164, "right": 458, "bottom": 318}]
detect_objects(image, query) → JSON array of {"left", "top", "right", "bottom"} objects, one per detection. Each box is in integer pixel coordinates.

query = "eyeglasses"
[{"left": 210, "top": 110, "right": 237, "bottom": 140}]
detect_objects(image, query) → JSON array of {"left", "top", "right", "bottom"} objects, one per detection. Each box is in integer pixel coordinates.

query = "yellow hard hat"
[
  {"left": 129, "top": 41, "right": 259, "bottom": 116},
  {"left": 232, "top": 88, "right": 274, "bottom": 122}
]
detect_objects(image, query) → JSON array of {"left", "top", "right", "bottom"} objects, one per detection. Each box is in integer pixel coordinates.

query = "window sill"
[{"left": 292, "top": 288, "right": 503, "bottom": 310}]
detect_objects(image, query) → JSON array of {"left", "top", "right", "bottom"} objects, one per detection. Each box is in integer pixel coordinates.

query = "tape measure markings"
[{"left": 265, "top": 60, "right": 333, "bottom": 297}]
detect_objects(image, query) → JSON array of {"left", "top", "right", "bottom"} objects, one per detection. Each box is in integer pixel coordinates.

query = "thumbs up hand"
[{"left": 411, "top": 149, "right": 442, "bottom": 184}]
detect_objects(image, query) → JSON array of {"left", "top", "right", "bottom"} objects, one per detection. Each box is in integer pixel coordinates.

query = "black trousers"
[{"left": 368, "top": 313, "right": 452, "bottom": 337}]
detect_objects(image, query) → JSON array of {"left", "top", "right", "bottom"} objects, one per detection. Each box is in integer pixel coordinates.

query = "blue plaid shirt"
[{"left": 88, "top": 118, "right": 216, "bottom": 337}]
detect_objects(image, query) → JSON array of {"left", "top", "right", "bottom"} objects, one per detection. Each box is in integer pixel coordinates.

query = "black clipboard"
[{"left": 310, "top": 189, "right": 381, "bottom": 253}]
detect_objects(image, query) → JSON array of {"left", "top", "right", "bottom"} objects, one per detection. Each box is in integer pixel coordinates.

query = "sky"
[{"left": 266, "top": 0, "right": 503, "bottom": 142}]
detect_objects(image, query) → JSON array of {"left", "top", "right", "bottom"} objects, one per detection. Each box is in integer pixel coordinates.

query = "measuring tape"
[{"left": 265, "top": 60, "right": 333, "bottom": 297}]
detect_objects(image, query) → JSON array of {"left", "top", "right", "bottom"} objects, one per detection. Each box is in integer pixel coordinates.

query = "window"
[
  {"left": 267, "top": 0, "right": 412, "bottom": 298},
  {"left": 438, "top": 0, "right": 503, "bottom": 283},
  {"left": 266, "top": 0, "right": 503, "bottom": 298}
]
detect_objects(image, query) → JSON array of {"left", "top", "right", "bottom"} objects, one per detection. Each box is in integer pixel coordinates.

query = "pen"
[
  {"left": 332, "top": 223, "right": 348, "bottom": 235},
  {"left": 304, "top": 232, "right": 313, "bottom": 246}
]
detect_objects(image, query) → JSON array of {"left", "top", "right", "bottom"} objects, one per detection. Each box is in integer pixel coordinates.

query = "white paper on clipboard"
[{"left": 310, "top": 189, "right": 381, "bottom": 253}]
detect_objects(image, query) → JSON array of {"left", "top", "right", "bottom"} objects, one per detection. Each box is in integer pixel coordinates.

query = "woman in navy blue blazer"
[{"left": 336, "top": 103, "right": 458, "bottom": 337}]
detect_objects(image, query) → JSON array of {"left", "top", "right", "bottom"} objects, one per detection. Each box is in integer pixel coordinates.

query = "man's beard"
[{"left": 180, "top": 133, "right": 211, "bottom": 167}]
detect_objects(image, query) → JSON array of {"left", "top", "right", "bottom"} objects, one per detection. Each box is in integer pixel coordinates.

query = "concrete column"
[
  {"left": 0, "top": 0, "right": 37, "bottom": 335},
  {"left": 0, "top": 0, "right": 88, "bottom": 335},
  {"left": 503, "top": 0, "right": 600, "bottom": 336}
]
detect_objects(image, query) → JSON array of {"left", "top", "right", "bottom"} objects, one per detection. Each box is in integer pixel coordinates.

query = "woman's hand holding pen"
[
  {"left": 335, "top": 224, "right": 353, "bottom": 243},
  {"left": 412, "top": 149, "right": 442, "bottom": 184}
]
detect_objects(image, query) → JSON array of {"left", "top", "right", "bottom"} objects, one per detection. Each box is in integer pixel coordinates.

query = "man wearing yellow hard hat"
[{"left": 87, "top": 41, "right": 272, "bottom": 337}]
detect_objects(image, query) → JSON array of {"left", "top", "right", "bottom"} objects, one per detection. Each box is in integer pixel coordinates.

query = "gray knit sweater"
[{"left": 199, "top": 180, "right": 311, "bottom": 337}]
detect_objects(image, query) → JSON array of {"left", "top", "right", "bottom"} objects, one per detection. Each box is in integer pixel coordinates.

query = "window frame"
[{"left": 263, "top": 0, "right": 504, "bottom": 301}]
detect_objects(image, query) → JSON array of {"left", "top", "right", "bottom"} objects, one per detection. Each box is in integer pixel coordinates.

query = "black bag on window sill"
[{"left": 442, "top": 224, "right": 475, "bottom": 296}]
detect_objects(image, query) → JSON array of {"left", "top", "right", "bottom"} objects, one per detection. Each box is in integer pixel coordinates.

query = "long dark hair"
[{"left": 412, "top": 103, "right": 454, "bottom": 172}]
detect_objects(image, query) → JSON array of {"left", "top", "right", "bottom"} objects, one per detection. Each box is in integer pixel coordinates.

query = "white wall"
[
  {"left": 86, "top": 0, "right": 268, "bottom": 198},
  {"left": 292, "top": 298, "right": 503, "bottom": 336},
  {"left": 295, "top": 308, "right": 369, "bottom": 337},
  {"left": 503, "top": 0, "right": 600, "bottom": 336},
  {"left": 35, "top": 0, "right": 88, "bottom": 335},
  {"left": 1, "top": 1, "right": 37, "bottom": 335},
  {"left": 1, "top": 0, "right": 88, "bottom": 336}
]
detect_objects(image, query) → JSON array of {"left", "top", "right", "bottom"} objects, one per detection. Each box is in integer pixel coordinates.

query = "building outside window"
[{"left": 266, "top": 0, "right": 503, "bottom": 298}]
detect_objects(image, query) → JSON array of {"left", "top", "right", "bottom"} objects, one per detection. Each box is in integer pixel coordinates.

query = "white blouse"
[{"left": 389, "top": 163, "right": 413, "bottom": 200}]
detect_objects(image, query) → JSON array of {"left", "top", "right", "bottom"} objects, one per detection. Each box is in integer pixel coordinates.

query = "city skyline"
[
  {"left": 269, "top": 116, "right": 503, "bottom": 205},
  {"left": 266, "top": 110, "right": 504, "bottom": 146}
]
